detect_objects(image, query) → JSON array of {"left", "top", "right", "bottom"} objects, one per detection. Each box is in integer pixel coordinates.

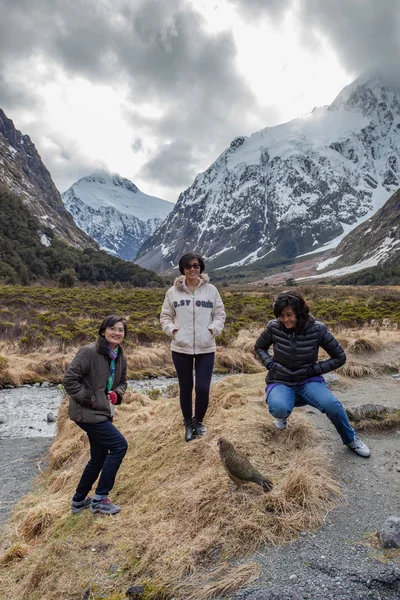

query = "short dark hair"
[
  {"left": 178, "top": 252, "right": 205, "bottom": 274},
  {"left": 98, "top": 315, "right": 128, "bottom": 337},
  {"left": 273, "top": 290, "right": 310, "bottom": 331}
]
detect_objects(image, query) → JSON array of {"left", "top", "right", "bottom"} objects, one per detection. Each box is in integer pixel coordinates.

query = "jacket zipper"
[
  {"left": 192, "top": 290, "right": 196, "bottom": 354},
  {"left": 291, "top": 331, "right": 295, "bottom": 364}
]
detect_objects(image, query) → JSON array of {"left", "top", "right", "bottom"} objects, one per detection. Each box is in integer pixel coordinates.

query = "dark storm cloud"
[
  {"left": 139, "top": 140, "right": 198, "bottom": 188},
  {"left": 0, "top": 0, "right": 266, "bottom": 198},
  {"left": 229, "top": 0, "right": 400, "bottom": 77}
]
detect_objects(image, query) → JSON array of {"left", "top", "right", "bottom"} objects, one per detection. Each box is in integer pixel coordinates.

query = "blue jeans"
[
  {"left": 267, "top": 382, "right": 355, "bottom": 444},
  {"left": 73, "top": 420, "right": 128, "bottom": 501}
]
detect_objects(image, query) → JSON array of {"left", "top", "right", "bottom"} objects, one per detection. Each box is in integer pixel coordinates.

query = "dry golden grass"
[
  {"left": 346, "top": 404, "right": 400, "bottom": 432},
  {"left": 337, "top": 336, "right": 384, "bottom": 355},
  {"left": 337, "top": 359, "right": 378, "bottom": 378},
  {"left": 0, "top": 373, "right": 342, "bottom": 600},
  {"left": 0, "top": 543, "right": 29, "bottom": 565}
]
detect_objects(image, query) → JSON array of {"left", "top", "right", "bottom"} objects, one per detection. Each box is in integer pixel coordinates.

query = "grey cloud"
[
  {"left": 228, "top": 0, "right": 292, "bottom": 22},
  {"left": 0, "top": 0, "right": 278, "bottom": 198},
  {"left": 229, "top": 0, "right": 400, "bottom": 77},
  {"left": 139, "top": 140, "right": 198, "bottom": 188}
]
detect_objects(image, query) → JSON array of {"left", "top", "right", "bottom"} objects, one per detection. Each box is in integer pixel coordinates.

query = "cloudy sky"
[{"left": 1, "top": 0, "right": 399, "bottom": 202}]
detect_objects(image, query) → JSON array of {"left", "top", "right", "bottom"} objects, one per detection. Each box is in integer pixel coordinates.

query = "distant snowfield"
[{"left": 298, "top": 236, "right": 400, "bottom": 280}]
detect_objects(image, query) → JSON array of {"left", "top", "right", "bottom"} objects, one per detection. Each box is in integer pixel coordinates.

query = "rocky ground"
[
  {"left": 232, "top": 371, "right": 400, "bottom": 600},
  {"left": 1, "top": 356, "right": 400, "bottom": 600}
]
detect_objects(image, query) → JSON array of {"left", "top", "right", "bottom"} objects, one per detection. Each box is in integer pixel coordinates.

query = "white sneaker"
[
  {"left": 274, "top": 418, "right": 288, "bottom": 431},
  {"left": 347, "top": 434, "right": 371, "bottom": 458}
]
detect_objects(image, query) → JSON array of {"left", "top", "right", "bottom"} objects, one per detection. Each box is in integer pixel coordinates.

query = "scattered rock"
[
  {"left": 126, "top": 585, "right": 145, "bottom": 599},
  {"left": 346, "top": 404, "right": 397, "bottom": 422},
  {"left": 324, "top": 373, "right": 339, "bottom": 387},
  {"left": 46, "top": 412, "right": 57, "bottom": 423},
  {"left": 379, "top": 516, "right": 400, "bottom": 549}
]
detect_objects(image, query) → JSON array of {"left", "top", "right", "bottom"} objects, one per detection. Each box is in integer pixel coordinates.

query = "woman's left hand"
[{"left": 108, "top": 391, "right": 118, "bottom": 405}]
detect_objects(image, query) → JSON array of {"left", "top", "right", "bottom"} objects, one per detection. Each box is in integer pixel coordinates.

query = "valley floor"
[{"left": 1, "top": 343, "right": 400, "bottom": 599}]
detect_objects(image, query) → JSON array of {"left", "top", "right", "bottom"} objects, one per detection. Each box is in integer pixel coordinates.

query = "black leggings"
[{"left": 172, "top": 351, "right": 215, "bottom": 422}]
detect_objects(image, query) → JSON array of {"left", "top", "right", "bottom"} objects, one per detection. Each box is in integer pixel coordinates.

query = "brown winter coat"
[{"left": 64, "top": 337, "right": 127, "bottom": 424}]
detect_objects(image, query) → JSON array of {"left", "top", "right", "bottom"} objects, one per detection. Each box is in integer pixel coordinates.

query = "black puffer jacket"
[{"left": 254, "top": 317, "right": 346, "bottom": 385}]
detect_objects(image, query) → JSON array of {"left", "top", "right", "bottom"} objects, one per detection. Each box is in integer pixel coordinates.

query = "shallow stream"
[{"left": 0, "top": 374, "right": 228, "bottom": 439}]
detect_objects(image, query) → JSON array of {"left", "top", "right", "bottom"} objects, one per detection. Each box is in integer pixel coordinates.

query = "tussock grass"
[
  {"left": 338, "top": 360, "right": 378, "bottom": 378},
  {"left": 346, "top": 404, "right": 400, "bottom": 432},
  {"left": 0, "top": 373, "right": 342, "bottom": 600},
  {"left": 0, "top": 543, "right": 29, "bottom": 565},
  {"left": 337, "top": 336, "right": 384, "bottom": 355},
  {"left": 180, "top": 562, "right": 261, "bottom": 600}
]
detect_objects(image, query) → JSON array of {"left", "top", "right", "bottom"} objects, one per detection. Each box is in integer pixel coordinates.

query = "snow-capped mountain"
[
  {"left": 136, "top": 71, "right": 400, "bottom": 273},
  {"left": 62, "top": 172, "right": 173, "bottom": 260},
  {"left": 312, "top": 186, "right": 399, "bottom": 279},
  {"left": 0, "top": 109, "right": 96, "bottom": 249}
]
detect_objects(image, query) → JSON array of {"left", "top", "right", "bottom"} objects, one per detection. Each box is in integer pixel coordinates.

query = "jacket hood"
[{"left": 174, "top": 273, "right": 210, "bottom": 291}]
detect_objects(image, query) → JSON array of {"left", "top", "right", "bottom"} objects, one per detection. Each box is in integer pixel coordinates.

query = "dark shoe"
[
  {"left": 184, "top": 418, "right": 196, "bottom": 442},
  {"left": 71, "top": 496, "right": 92, "bottom": 514},
  {"left": 91, "top": 498, "right": 121, "bottom": 514},
  {"left": 192, "top": 418, "right": 207, "bottom": 437}
]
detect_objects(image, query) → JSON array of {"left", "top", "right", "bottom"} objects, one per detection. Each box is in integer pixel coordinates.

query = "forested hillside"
[{"left": 0, "top": 186, "right": 165, "bottom": 287}]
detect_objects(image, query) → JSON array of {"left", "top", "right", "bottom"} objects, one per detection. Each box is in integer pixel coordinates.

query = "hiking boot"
[
  {"left": 91, "top": 498, "right": 121, "bottom": 514},
  {"left": 273, "top": 418, "right": 288, "bottom": 431},
  {"left": 71, "top": 496, "right": 92, "bottom": 514},
  {"left": 347, "top": 434, "right": 371, "bottom": 458},
  {"left": 192, "top": 418, "right": 207, "bottom": 437},
  {"left": 184, "top": 418, "right": 196, "bottom": 442}
]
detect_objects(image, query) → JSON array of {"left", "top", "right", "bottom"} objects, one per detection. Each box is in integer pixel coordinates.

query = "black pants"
[
  {"left": 73, "top": 420, "right": 128, "bottom": 502},
  {"left": 172, "top": 351, "right": 215, "bottom": 422}
]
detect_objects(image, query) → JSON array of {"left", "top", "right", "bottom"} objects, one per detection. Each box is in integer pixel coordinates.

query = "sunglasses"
[{"left": 184, "top": 263, "right": 201, "bottom": 270}]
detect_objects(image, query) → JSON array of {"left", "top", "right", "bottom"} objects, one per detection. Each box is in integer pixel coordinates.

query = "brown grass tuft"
[
  {"left": 346, "top": 404, "right": 400, "bottom": 432},
  {"left": 182, "top": 562, "right": 261, "bottom": 600},
  {"left": 17, "top": 502, "right": 64, "bottom": 541},
  {"left": 344, "top": 337, "right": 384, "bottom": 355},
  {"left": 0, "top": 543, "right": 29, "bottom": 565},
  {"left": 215, "top": 348, "right": 263, "bottom": 374},
  {"left": 338, "top": 360, "right": 377, "bottom": 378},
  {"left": 0, "top": 373, "right": 342, "bottom": 600}
]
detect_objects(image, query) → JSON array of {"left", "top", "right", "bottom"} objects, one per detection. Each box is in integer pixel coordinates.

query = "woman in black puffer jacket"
[{"left": 255, "top": 291, "right": 370, "bottom": 457}]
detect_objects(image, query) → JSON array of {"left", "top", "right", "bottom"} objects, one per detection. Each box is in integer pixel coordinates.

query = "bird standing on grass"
[{"left": 218, "top": 437, "right": 273, "bottom": 493}]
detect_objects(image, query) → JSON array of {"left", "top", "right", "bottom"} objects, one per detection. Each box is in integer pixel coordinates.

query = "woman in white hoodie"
[{"left": 160, "top": 252, "right": 226, "bottom": 442}]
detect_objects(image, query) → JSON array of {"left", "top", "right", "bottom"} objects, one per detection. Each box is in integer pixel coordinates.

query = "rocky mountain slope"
[
  {"left": 0, "top": 109, "right": 96, "bottom": 249},
  {"left": 62, "top": 172, "right": 173, "bottom": 260},
  {"left": 313, "top": 186, "right": 399, "bottom": 278},
  {"left": 136, "top": 71, "right": 400, "bottom": 273}
]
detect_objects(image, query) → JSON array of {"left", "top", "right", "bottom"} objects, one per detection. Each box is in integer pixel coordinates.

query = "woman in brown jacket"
[{"left": 63, "top": 315, "right": 128, "bottom": 515}]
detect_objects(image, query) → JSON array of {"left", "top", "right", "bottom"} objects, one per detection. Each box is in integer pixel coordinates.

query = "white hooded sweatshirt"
[{"left": 160, "top": 274, "right": 226, "bottom": 355}]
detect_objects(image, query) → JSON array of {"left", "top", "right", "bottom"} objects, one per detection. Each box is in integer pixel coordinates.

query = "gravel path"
[
  {"left": 0, "top": 437, "right": 52, "bottom": 531},
  {"left": 232, "top": 374, "right": 400, "bottom": 600}
]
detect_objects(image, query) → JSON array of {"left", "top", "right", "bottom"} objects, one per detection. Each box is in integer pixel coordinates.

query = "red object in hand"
[{"left": 108, "top": 391, "right": 118, "bottom": 405}]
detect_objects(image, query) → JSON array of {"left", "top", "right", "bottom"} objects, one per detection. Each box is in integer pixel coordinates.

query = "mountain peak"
[
  {"left": 78, "top": 170, "right": 140, "bottom": 194},
  {"left": 329, "top": 69, "right": 400, "bottom": 116},
  {"left": 62, "top": 172, "right": 173, "bottom": 260}
]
